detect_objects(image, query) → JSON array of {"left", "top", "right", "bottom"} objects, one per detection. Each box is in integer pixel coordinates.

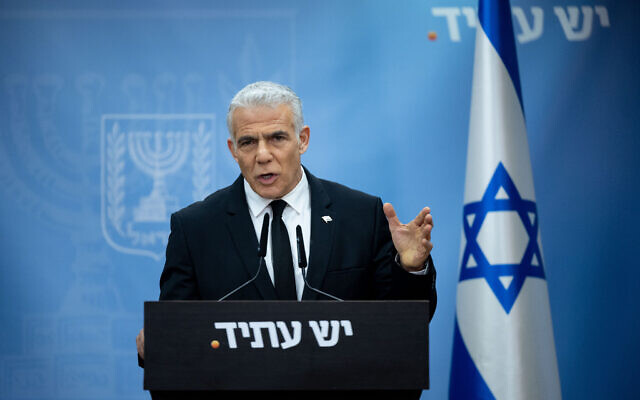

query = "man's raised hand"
[{"left": 383, "top": 203, "right": 433, "bottom": 272}]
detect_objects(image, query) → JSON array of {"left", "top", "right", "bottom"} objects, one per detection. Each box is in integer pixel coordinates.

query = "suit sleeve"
[
  {"left": 372, "top": 198, "right": 437, "bottom": 321},
  {"left": 139, "top": 213, "right": 200, "bottom": 369},
  {"left": 158, "top": 212, "right": 201, "bottom": 300}
]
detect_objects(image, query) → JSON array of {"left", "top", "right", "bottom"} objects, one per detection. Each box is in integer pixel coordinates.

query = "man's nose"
[{"left": 256, "top": 139, "right": 272, "bottom": 163}]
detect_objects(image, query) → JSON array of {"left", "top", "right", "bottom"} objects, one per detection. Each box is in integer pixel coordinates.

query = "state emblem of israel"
[{"left": 101, "top": 114, "right": 216, "bottom": 260}]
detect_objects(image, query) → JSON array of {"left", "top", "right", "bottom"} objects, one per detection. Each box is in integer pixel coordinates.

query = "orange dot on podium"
[
  {"left": 428, "top": 31, "right": 437, "bottom": 41},
  {"left": 210, "top": 340, "right": 220, "bottom": 349}
]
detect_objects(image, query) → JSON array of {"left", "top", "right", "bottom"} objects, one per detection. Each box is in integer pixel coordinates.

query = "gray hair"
[{"left": 226, "top": 81, "right": 304, "bottom": 143}]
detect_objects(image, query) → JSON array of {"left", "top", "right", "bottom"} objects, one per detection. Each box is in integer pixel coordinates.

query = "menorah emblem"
[
  {"left": 101, "top": 114, "right": 216, "bottom": 260},
  {"left": 128, "top": 128, "right": 190, "bottom": 222}
]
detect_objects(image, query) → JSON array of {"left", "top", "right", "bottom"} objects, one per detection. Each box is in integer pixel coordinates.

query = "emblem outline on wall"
[{"left": 100, "top": 113, "right": 216, "bottom": 261}]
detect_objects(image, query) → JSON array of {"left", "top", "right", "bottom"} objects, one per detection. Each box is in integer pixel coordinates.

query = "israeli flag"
[{"left": 449, "top": 1, "right": 562, "bottom": 399}]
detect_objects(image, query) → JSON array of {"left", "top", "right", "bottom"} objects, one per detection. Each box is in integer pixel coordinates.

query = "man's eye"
[{"left": 238, "top": 139, "right": 256, "bottom": 147}]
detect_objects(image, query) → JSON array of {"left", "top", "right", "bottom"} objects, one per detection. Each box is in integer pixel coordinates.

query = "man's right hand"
[{"left": 136, "top": 328, "right": 144, "bottom": 360}]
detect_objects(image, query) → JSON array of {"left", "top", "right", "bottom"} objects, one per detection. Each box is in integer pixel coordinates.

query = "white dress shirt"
[{"left": 244, "top": 169, "right": 311, "bottom": 300}]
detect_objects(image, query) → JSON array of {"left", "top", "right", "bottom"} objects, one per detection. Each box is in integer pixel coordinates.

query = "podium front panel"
[{"left": 144, "top": 300, "right": 429, "bottom": 391}]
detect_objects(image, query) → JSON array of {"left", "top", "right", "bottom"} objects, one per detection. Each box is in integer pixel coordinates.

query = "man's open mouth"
[{"left": 257, "top": 173, "right": 278, "bottom": 184}]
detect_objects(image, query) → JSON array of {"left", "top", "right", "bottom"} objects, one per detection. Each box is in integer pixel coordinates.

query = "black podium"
[{"left": 144, "top": 300, "right": 429, "bottom": 391}]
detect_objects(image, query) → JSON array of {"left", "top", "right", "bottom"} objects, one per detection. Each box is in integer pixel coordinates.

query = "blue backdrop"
[{"left": 1, "top": 0, "right": 638, "bottom": 399}]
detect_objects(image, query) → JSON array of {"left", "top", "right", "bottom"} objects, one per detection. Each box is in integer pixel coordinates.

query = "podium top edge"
[{"left": 144, "top": 300, "right": 430, "bottom": 304}]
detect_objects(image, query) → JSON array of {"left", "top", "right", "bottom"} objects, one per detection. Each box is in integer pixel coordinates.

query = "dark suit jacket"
[{"left": 149, "top": 168, "right": 437, "bottom": 399}]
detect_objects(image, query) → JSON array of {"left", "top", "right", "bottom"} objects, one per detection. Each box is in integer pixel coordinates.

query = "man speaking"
[{"left": 137, "top": 81, "right": 437, "bottom": 398}]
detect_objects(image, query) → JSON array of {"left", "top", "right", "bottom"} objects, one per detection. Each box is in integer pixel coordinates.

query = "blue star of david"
[{"left": 460, "top": 162, "right": 545, "bottom": 313}]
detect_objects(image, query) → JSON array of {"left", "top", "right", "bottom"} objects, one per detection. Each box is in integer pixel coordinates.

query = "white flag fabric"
[{"left": 449, "top": 0, "right": 562, "bottom": 399}]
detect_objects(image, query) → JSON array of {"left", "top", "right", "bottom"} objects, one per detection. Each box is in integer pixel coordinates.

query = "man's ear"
[
  {"left": 227, "top": 138, "right": 239, "bottom": 162},
  {"left": 298, "top": 126, "right": 310, "bottom": 155}
]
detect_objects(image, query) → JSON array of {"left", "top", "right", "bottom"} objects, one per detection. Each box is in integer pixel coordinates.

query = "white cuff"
[{"left": 394, "top": 254, "right": 429, "bottom": 275}]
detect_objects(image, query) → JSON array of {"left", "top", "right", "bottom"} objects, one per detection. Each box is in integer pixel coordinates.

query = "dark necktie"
[{"left": 270, "top": 200, "right": 297, "bottom": 300}]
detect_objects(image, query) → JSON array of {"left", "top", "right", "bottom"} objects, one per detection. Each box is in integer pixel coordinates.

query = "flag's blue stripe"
[
  {"left": 449, "top": 318, "right": 495, "bottom": 400},
  {"left": 478, "top": 0, "right": 524, "bottom": 111}
]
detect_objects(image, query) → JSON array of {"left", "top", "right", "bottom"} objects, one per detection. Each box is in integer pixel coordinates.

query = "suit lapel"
[
  {"left": 302, "top": 169, "right": 336, "bottom": 300},
  {"left": 225, "top": 176, "right": 277, "bottom": 300}
]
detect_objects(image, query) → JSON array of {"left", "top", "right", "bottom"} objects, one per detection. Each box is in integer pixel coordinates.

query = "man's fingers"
[
  {"left": 422, "top": 212, "right": 433, "bottom": 240},
  {"left": 383, "top": 202, "right": 400, "bottom": 227},
  {"left": 136, "top": 328, "right": 145, "bottom": 359},
  {"left": 393, "top": 206, "right": 434, "bottom": 270},
  {"left": 418, "top": 218, "right": 432, "bottom": 238},
  {"left": 414, "top": 207, "right": 431, "bottom": 227},
  {"left": 424, "top": 213, "right": 433, "bottom": 227},
  {"left": 423, "top": 238, "right": 434, "bottom": 252},
  {"left": 415, "top": 216, "right": 432, "bottom": 242}
]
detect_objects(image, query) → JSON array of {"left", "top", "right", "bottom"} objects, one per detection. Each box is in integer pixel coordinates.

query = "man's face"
[{"left": 227, "top": 104, "right": 310, "bottom": 199}]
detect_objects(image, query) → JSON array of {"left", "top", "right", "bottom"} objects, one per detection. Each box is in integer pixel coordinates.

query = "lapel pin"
[{"left": 322, "top": 215, "right": 333, "bottom": 223}]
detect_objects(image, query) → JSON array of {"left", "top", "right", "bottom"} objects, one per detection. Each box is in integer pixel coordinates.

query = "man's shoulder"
[
  {"left": 313, "top": 175, "right": 381, "bottom": 207},
  {"left": 172, "top": 182, "right": 237, "bottom": 221}
]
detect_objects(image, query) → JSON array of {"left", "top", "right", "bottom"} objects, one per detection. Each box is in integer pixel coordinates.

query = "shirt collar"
[{"left": 244, "top": 167, "right": 309, "bottom": 217}]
